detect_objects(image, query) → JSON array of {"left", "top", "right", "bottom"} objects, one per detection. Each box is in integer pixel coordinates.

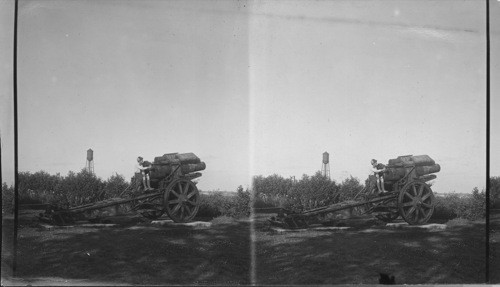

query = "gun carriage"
[
  {"left": 265, "top": 155, "right": 440, "bottom": 229},
  {"left": 39, "top": 153, "right": 206, "bottom": 225}
]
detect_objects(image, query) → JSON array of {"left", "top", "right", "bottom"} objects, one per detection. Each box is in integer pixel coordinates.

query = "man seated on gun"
[
  {"left": 136, "top": 156, "right": 153, "bottom": 191},
  {"left": 371, "top": 159, "right": 388, "bottom": 195}
]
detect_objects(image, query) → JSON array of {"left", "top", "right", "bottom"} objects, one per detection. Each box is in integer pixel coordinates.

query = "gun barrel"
[
  {"left": 388, "top": 155, "right": 435, "bottom": 167},
  {"left": 149, "top": 152, "right": 206, "bottom": 179},
  {"left": 416, "top": 164, "right": 440, "bottom": 176},
  {"left": 384, "top": 164, "right": 440, "bottom": 182},
  {"left": 150, "top": 162, "right": 206, "bottom": 179}
]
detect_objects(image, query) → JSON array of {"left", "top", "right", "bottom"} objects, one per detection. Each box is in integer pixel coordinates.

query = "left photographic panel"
[
  {"left": 1, "top": 0, "right": 16, "bottom": 281},
  {"left": 7, "top": 0, "right": 252, "bottom": 285}
]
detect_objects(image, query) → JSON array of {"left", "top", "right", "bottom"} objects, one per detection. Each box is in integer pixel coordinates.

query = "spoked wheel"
[
  {"left": 164, "top": 179, "right": 200, "bottom": 223},
  {"left": 398, "top": 181, "right": 435, "bottom": 225},
  {"left": 133, "top": 194, "right": 165, "bottom": 220}
]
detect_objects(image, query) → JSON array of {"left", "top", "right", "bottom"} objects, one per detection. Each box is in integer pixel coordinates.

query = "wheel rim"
[
  {"left": 398, "top": 181, "right": 434, "bottom": 225},
  {"left": 164, "top": 179, "right": 200, "bottom": 223}
]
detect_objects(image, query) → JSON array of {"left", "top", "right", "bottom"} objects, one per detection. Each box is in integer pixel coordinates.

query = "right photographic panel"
[
  {"left": 249, "top": 0, "right": 492, "bottom": 284},
  {"left": 488, "top": 0, "right": 500, "bottom": 284}
]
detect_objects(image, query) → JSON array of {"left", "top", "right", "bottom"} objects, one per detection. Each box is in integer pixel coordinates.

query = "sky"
[{"left": 1, "top": 0, "right": 499, "bottom": 194}]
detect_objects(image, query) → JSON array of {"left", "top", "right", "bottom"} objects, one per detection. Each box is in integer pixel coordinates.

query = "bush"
[
  {"left": 54, "top": 169, "right": 105, "bottom": 207},
  {"left": 491, "top": 176, "right": 500, "bottom": 209},
  {"left": 197, "top": 186, "right": 251, "bottom": 219},
  {"left": 433, "top": 195, "right": 458, "bottom": 220},
  {"left": 16, "top": 169, "right": 132, "bottom": 208},
  {"left": 18, "top": 171, "right": 61, "bottom": 193},
  {"left": 102, "top": 173, "right": 130, "bottom": 198},
  {"left": 18, "top": 171, "right": 62, "bottom": 205},
  {"left": 233, "top": 185, "right": 251, "bottom": 217},
  {"left": 2, "top": 183, "right": 14, "bottom": 214},
  {"left": 433, "top": 187, "right": 485, "bottom": 221},
  {"left": 14, "top": 169, "right": 251, "bottom": 219},
  {"left": 197, "top": 192, "right": 230, "bottom": 218},
  {"left": 253, "top": 196, "right": 277, "bottom": 209},
  {"left": 337, "top": 176, "right": 364, "bottom": 202},
  {"left": 284, "top": 172, "right": 338, "bottom": 211},
  {"left": 468, "top": 187, "right": 486, "bottom": 220},
  {"left": 253, "top": 174, "right": 293, "bottom": 207},
  {"left": 253, "top": 172, "right": 366, "bottom": 212}
]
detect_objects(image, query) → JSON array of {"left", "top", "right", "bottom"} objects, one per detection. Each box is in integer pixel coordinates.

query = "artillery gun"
[
  {"left": 264, "top": 155, "right": 440, "bottom": 228},
  {"left": 39, "top": 152, "right": 206, "bottom": 225}
]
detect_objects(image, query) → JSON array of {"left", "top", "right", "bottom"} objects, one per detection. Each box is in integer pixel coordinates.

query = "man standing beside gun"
[
  {"left": 136, "top": 156, "right": 153, "bottom": 191},
  {"left": 371, "top": 159, "right": 388, "bottom": 195}
]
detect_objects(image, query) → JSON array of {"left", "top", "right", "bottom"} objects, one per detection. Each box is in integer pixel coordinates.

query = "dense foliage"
[
  {"left": 490, "top": 176, "right": 500, "bottom": 209},
  {"left": 253, "top": 174, "right": 294, "bottom": 208},
  {"left": 284, "top": 172, "right": 339, "bottom": 211},
  {"left": 2, "top": 169, "right": 493, "bottom": 223},
  {"left": 253, "top": 172, "right": 488, "bottom": 221},
  {"left": 433, "top": 187, "right": 486, "bottom": 221},
  {"left": 3, "top": 169, "right": 252, "bottom": 219},
  {"left": 253, "top": 172, "right": 364, "bottom": 211},
  {"left": 3, "top": 170, "right": 130, "bottom": 210},
  {"left": 197, "top": 186, "right": 251, "bottom": 219},
  {"left": 2, "top": 182, "right": 14, "bottom": 214}
]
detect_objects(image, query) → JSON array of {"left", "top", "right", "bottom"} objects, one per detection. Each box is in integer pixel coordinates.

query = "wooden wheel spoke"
[
  {"left": 187, "top": 199, "right": 197, "bottom": 205},
  {"left": 421, "top": 192, "right": 431, "bottom": 201},
  {"left": 183, "top": 183, "right": 189, "bottom": 195},
  {"left": 418, "top": 206, "right": 427, "bottom": 217},
  {"left": 414, "top": 206, "right": 420, "bottom": 220},
  {"left": 421, "top": 202, "right": 433, "bottom": 209},
  {"left": 177, "top": 182, "right": 183, "bottom": 194},
  {"left": 169, "top": 199, "right": 181, "bottom": 204},
  {"left": 170, "top": 189, "right": 180, "bottom": 198},
  {"left": 418, "top": 185, "right": 424, "bottom": 197},
  {"left": 404, "top": 192, "right": 414, "bottom": 200},
  {"left": 411, "top": 185, "right": 418, "bottom": 196},
  {"left": 171, "top": 203, "right": 182, "bottom": 214},
  {"left": 187, "top": 190, "right": 197, "bottom": 199},
  {"left": 184, "top": 204, "right": 192, "bottom": 215},
  {"left": 403, "top": 202, "right": 414, "bottom": 207},
  {"left": 407, "top": 206, "right": 416, "bottom": 216}
]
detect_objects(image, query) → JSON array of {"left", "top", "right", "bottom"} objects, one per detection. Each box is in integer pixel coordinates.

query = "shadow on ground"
[
  {"left": 254, "top": 213, "right": 486, "bottom": 285},
  {"left": 490, "top": 209, "right": 500, "bottom": 284},
  {"left": 4, "top": 213, "right": 250, "bottom": 285},
  {"left": 2, "top": 211, "right": 491, "bottom": 285}
]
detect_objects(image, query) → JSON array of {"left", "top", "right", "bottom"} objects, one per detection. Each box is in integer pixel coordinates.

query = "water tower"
[
  {"left": 86, "top": 148, "right": 94, "bottom": 174},
  {"left": 321, "top": 151, "right": 330, "bottom": 179}
]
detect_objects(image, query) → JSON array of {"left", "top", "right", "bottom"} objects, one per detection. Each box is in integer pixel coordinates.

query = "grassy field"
[
  {"left": 254, "top": 213, "right": 486, "bottom": 285},
  {"left": 1, "top": 210, "right": 493, "bottom": 285},
  {"left": 2, "top": 211, "right": 251, "bottom": 285},
  {"left": 490, "top": 209, "right": 500, "bottom": 283}
]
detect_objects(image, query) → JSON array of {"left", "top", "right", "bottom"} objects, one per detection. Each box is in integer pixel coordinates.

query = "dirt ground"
[
  {"left": 1, "top": 210, "right": 494, "bottom": 285},
  {"left": 254, "top": 213, "right": 487, "bottom": 285},
  {"left": 2, "top": 211, "right": 251, "bottom": 286}
]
